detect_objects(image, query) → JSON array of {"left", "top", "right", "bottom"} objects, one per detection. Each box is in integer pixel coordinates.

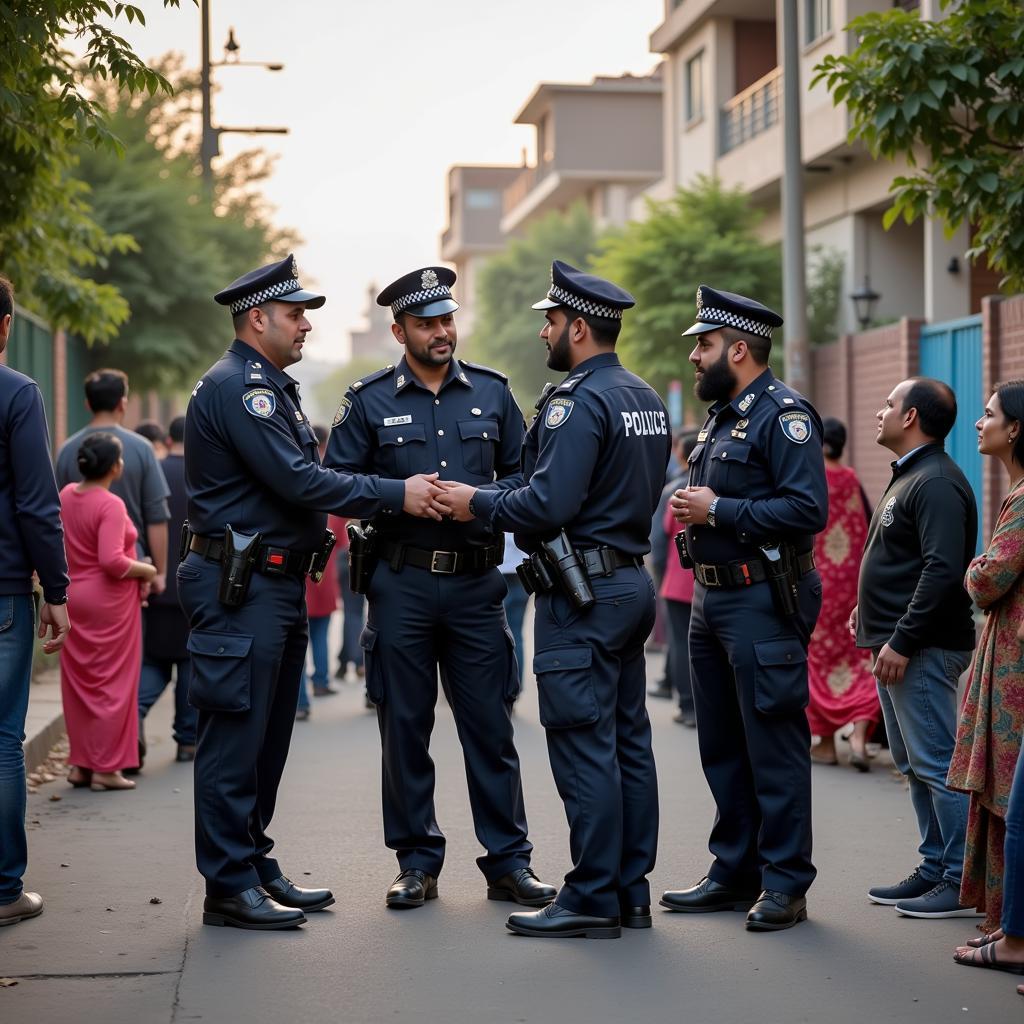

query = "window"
[
  {"left": 466, "top": 189, "right": 498, "bottom": 210},
  {"left": 805, "top": 0, "right": 832, "bottom": 45},
  {"left": 685, "top": 50, "right": 704, "bottom": 124}
]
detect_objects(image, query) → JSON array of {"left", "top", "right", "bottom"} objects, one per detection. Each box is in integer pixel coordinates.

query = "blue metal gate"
[{"left": 918, "top": 314, "right": 983, "bottom": 551}]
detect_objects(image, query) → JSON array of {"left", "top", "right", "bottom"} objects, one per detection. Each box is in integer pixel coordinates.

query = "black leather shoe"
[
  {"left": 621, "top": 904, "right": 652, "bottom": 929},
  {"left": 660, "top": 876, "right": 759, "bottom": 913},
  {"left": 202, "top": 886, "right": 306, "bottom": 930},
  {"left": 386, "top": 869, "right": 438, "bottom": 908},
  {"left": 262, "top": 875, "right": 335, "bottom": 912},
  {"left": 487, "top": 867, "right": 557, "bottom": 907},
  {"left": 506, "top": 902, "right": 621, "bottom": 939},
  {"left": 745, "top": 890, "right": 807, "bottom": 931},
  {"left": 175, "top": 744, "right": 196, "bottom": 763}
]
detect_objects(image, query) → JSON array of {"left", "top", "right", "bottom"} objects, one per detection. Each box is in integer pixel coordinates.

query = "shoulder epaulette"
[
  {"left": 244, "top": 359, "right": 269, "bottom": 385},
  {"left": 554, "top": 369, "right": 593, "bottom": 394},
  {"left": 459, "top": 360, "right": 508, "bottom": 383},
  {"left": 764, "top": 380, "right": 805, "bottom": 409},
  {"left": 349, "top": 365, "right": 394, "bottom": 392}
]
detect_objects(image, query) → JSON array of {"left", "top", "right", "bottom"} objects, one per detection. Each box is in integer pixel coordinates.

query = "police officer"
[
  {"left": 181, "top": 255, "right": 446, "bottom": 930},
  {"left": 324, "top": 267, "right": 556, "bottom": 911},
  {"left": 442, "top": 261, "right": 670, "bottom": 939},
  {"left": 661, "top": 286, "right": 827, "bottom": 931}
]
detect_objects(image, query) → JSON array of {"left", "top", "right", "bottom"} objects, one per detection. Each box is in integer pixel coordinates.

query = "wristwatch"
[
  {"left": 706, "top": 497, "right": 720, "bottom": 528},
  {"left": 468, "top": 492, "right": 479, "bottom": 518}
]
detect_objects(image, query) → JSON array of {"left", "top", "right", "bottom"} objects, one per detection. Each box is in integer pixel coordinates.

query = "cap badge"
[
  {"left": 696, "top": 287, "right": 704, "bottom": 311},
  {"left": 421, "top": 269, "right": 439, "bottom": 289}
]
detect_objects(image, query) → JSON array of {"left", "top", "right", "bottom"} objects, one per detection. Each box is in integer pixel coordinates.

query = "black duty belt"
[
  {"left": 189, "top": 535, "right": 313, "bottom": 579},
  {"left": 380, "top": 541, "right": 503, "bottom": 575},
  {"left": 694, "top": 549, "right": 815, "bottom": 589},
  {"left": 580, "top": 547, "right": 643, "bottom": 578}
]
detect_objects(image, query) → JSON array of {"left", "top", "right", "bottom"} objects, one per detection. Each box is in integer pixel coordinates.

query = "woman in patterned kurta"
[
  {"left": 948, "top": 382, "right": 1024, "bottom": 945},
  {"left": 806, "top": 419, "right": 880, "bottom": 769}
]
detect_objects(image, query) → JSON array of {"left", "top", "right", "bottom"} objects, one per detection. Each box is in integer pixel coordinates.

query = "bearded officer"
[
  {"left": 324, "top": 267, "right": 556, "bottom": 912},
  {"left": 442, "top": 261, "right": 670, "bottom": 938},
  {"left": 661, "top": 286, "right": 827, "bottom": 931},
  {"left": 180, "top": 255, "right": 446, "bottom": 930}
]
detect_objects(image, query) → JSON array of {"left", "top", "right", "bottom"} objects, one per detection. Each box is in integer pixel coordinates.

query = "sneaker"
[
  {"left": 867, "top": 867, "right": 938, "bottom": 906},
  {"left": 894, "top": 879, "right": 982, "bottom": 918}
]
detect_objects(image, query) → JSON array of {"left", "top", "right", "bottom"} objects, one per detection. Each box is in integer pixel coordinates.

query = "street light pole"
[
  {"left": 780, "top": 0, "right": 810, "bottom": 398},
  {"left": 200, "top": 0, "right": 215, "bottom": 186}
]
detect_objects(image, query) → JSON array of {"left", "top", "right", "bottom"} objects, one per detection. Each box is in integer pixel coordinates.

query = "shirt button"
[
  {"left": 440, "top": 461, "right": 447, "bottom": 468},
  {"left": 217, "top": 646, "right": 225, "bottom": 654},
  {"left": 397, "top": 436, "right": 403, "bottom": 443},
  {"left": 434, "top": 399, "right": 440, "bottom": 406},
  {"left": 438, "top": 429, "right": 444, "bottom": 436},
  {"left": 482, "top": 432, "right": 488, "bottom": 439},
  {"left": 711, "top": 437, "right": 717, "bottom": 444}
]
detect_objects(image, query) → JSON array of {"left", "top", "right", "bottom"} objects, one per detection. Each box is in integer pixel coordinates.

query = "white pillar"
[{"left": 923, "top": 218, "right": 971, "bottom": 323}]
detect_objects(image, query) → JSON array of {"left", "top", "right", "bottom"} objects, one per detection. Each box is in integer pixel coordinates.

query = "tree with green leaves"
[
  {"left": 0, "top": 0, "right": 191, "bottom": 340},
  {"left": 592, "top": 178, "right": 782, "bottom": 403},
  {"left": 73, "top": 56, "right": 298, "bottom": 390},
  {"left": 813, "top": 0, "right": 1024, "bottom": 291},
  {"left": 471, "top": 203, "right": 598, "bottom": 403}
]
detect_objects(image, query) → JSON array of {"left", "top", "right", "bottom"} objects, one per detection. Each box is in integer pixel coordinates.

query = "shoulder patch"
[
  {"left": 243, "top": 388, "right": 277, "bottom": 419},
  {"left": 545, "top": 397, "right": 574, "bottom": 429},
  {"left": 332, "top": 396, "right": 352, "bottom": 428},
  {"left": 555, "top": 369, "right": 593, "bottom": 394},
  {"left": 779, "top": 410, "right": 811, "bottom": 444},
  {"left": 459, "top": 360, "right": 508, "bottom": 383},
  {"left": 350, "top": 365, "right": 393, "bottom": 391}
]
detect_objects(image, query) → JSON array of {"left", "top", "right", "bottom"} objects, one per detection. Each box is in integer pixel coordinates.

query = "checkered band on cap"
[
  {"left": 698, "top": 307, "right": 774, "bottom": 338},
  {"left": 548, "top": 284, "right": 623, "bottom": 320},
  {"left": 230, "top": 278, "right": 302, "bottom": 315},
  {"left": 390, "top": 285, "right": 452, "bottom": 317}
]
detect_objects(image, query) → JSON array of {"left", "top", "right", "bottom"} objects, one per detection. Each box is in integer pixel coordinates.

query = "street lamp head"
[
  {"left": 224, "top": 27, "right": 240, "bottom": 62},
  {"left": 850, "top": 275, "right": 880, "bottom": 331}
]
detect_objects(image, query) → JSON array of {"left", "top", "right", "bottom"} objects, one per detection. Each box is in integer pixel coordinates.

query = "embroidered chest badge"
[
  {"left": 881, "top": 495, "right": 897, "bottom": 527},
  {"left": 779, "top": 411, "right": 811, "bottom": 444},
  {"left": 243, "top": 388, "right": 276, "bottom": 418},
  {"left": 545, "top": 397, "right": 574, "bottom": 429}
]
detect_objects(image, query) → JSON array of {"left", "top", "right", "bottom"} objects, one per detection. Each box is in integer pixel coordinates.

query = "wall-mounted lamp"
[
  {"left": 850, "top": 275, "right": 881, "bottom": 331},
  {"left": 947, "top": 256, "right": 961, "bottom": 275}
]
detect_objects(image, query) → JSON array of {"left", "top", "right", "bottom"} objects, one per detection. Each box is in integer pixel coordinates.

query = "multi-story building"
[
  {"left": 348, "top": 282, "right": 397, "bottom": 365},
  {"left": 440, "top": 164, "right": 521, "bottom": 338},
  {"left": 648, "top": 0, "right": 1001, "bottom": 333}
]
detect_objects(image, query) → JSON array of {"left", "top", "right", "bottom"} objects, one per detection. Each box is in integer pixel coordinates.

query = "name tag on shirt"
[{"left": 384, "top": 415, "right": 412, "bottom": 426}]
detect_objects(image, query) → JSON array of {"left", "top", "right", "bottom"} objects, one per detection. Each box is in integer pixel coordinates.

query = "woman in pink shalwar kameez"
[{"left": 59, "top": 433, "right": 157, "bottom": 791}]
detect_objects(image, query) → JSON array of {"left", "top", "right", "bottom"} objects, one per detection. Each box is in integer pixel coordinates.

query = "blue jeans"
[
  {"left": 876, "top": 646, "right": 972, "bottom": 885},
  {"left": 0, "top": 594, "right": 36, "bottom": 905},
  {"left": 139, "top": 656, "right": 197, "bottom": 746},
  {"left": 297, "top": 615, "right": 331, "bottom": 710},
  {"left": 501, "top": 573, "right": 528, "bottom": 684},
  {"left": 1003, "top": 739, "right": 1024, "bottom": 936}
]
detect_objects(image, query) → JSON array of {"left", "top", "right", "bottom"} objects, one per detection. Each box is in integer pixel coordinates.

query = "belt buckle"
[
  {"left": 701, "top": 563, "right": 721, "bottom": 587},
  {"left": 430, "top": 550, "right": 457, "bottom": 574}
]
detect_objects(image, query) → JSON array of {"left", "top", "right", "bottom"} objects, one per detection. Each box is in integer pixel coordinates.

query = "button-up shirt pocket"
[
  {"left": 457, "top": 418, "right": 500, "bottom": 479},
  {"left": 707, "top": 440, "right": 753, "bottom": 493},
  {"left": 376, "top": 423, "right": 428, "bottom": 477}
]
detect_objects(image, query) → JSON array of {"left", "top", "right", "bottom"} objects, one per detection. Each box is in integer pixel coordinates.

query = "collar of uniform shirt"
[
  {"left": 229, "top": 338, "right": 298, "bottom": 390},
  {"left": 392, "top": 355, "right": 473, "bottom": 395},
  {"left": 571, "top": 351, "right": 621, "bottom": 375},
  {"left": 708, "top": 366, "right": 775, "bottom": 417}
]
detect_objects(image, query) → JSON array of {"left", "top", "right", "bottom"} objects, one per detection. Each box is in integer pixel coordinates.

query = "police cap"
[
  {"left": 378, "top": 267, "right": 459, "bottom": 320},
  {"left": 532, "top": 260, "right": 635, "bottom": 320},
  {"left": 214, "top": 254, "right": 326, "bottom": 316},
  {"left": 681, "top": 285, "right": 783, "bottom": 339}
]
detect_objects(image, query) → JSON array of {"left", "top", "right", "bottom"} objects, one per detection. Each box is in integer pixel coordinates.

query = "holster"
[
  {"left": 347, "top": 521, "right": 378, "bottom": 595},
  {"left": 674, "top": 529, "right": 693, "bottom": 570},
  {"left": 760, "top": 542, "right": 808, "bottom": 643},
  {"left": 516, "top": 552, "right": 555, "bottom": 596},
  {"left": 217, "top": 525, "right": 261, "bottom": 607},
  {"left": 308, "top": 529, "right": 337, "bottom": 584},
  {"left": 541, "top": 530, "right": 595, "bottom": 612}
]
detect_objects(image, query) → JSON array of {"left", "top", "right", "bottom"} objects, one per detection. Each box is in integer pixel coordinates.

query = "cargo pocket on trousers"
[
  {"left": 360, "top": 624, "right": 384, "bottom": 706},
  {"left": 533, "top": 645, "right": 598, "bottom": 729},
  {"left": 186, "top": 630, "right": 254, "bottom": 712},
  {"left": 751, "top": 637, "right": 808, "bottom": 715}
]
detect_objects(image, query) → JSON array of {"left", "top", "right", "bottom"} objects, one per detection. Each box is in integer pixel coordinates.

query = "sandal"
[
  {"left": 953, "top": 941, "right": 1024, "bottom": 975},
  {"left": 964, "top": 929, "right": 1002, "bottom": 949},
  {"left": 67, "top": 767, "right": 92, "bottom": 788}
]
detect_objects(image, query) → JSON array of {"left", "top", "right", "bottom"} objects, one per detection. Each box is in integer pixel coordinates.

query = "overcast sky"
[{"left": 114, "top": 0, "right": 664, "bottom": 362}]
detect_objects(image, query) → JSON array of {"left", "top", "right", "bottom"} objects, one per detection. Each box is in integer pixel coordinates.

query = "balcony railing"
[{"left": 720, "top": 67, "right": 781, "bottom": 155}]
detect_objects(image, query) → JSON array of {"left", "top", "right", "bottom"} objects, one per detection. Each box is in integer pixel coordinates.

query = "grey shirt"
[{"left": 56, "top": 424, "right": 171, "bottom": 555}]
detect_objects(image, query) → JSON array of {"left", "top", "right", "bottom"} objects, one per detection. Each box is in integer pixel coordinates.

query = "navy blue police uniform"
[
  {"left": 324, "top": 267, "right": 552, "bottom": 907},
  {"left": 180, "top": 256, "right": 406, "bottom": 928},
  {"left": 470, "top": 262, "right": 671, "bottom": 934},
  {"left": 669, "top": 286, "right": 827, "bottom": 926}
]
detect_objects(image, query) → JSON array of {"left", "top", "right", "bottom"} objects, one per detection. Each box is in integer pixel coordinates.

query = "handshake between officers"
[{"left": 180, "top": 255, "right": 451, "bottom": 931}]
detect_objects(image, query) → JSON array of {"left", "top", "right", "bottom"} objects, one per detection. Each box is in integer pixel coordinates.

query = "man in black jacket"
[{"left": 852, "top": 377, "right": 978, "bottom": 919}]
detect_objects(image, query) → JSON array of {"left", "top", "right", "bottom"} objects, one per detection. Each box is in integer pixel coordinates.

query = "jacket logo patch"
[
  {"left": 545, "top": 397, "right": 574, "bottom": 429},
  {"left": 779, "top": 411, "right": 811, "bottom": 444},
  {"left": 332, "top": 397, "right": 351, "bottom": 428},
  {"left": 880, "top": 495, "right": 897, "bottom": 527},
  {"left": 243, "top": 388, "right": 276, "bottom": 418}
]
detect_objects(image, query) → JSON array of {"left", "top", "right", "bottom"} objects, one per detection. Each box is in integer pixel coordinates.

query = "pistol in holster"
[
  {"left": 218, "top": 525, "right": 262, "bottom": 607},
  {"left": 541, "top": 530, "right": 596, "bottom": 612},
  {"left": 760, "top": 542, "right": 809, "bottom": 643},
  {"left": 308, "top": 528, "right": 337, "bottom": 584},
  {"left": 674, "top": 529, "right": 694, "bottom": 570},
  {"left": 347, "top": 521, "right": 378, "bottom": 595}
]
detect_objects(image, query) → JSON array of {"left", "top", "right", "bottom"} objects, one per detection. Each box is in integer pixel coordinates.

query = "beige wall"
[{"left": 551, "top": 91, "right": 662, "bottom": 177}]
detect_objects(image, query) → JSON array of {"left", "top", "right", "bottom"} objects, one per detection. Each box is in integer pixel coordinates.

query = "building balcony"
[{"left": 720, "top": 66, "right": 780, "bottom": 156}]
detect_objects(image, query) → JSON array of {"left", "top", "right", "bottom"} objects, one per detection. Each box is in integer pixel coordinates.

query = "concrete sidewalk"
[{"left": 23, "top": 667, "right": 65, "bottom": 775}]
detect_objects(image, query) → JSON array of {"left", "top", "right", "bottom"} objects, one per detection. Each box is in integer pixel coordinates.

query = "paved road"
[{"left": 1, "top": 650, "right": 1016, "bottom": 1023}]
